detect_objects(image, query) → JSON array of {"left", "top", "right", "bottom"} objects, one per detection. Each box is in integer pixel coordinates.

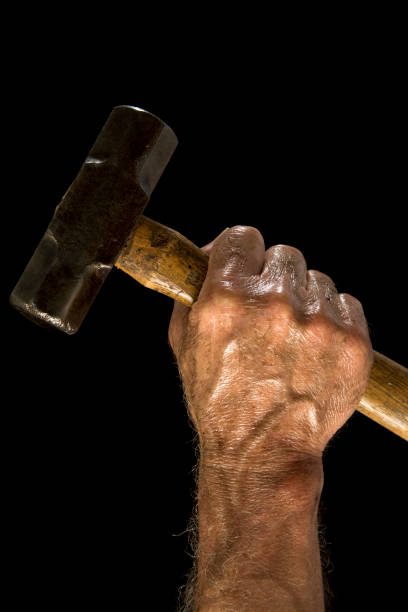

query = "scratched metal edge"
[
  {"left": 9, "top": 106, "right": 179, "bottom": 335},
  {"left": 9, "top": 293, "right": 76, "bottom": 334}
]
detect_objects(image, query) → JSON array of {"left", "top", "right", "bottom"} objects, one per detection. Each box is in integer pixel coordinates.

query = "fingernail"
[
  {"left": 201, "top": 228, "right": 230, "bottom": 251},
  {"left": 217, "top": 227, "right": 230, "bottom": 239},
  {"left": 215, "top": 227, "right": 230, "bottom": 238}
]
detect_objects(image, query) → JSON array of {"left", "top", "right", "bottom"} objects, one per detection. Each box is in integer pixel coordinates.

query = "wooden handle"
[
  {"left": 116, "top": 215, "right": 208, "bottom": 306},
  {"left": 115, "top": 216, "right": 408, "bottom": 442},
  {"left": 359, "top": 352, "right": 408, "bottom": 441}
]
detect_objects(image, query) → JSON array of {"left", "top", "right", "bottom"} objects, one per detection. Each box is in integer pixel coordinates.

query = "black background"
[{"left": 3, "top": 10, "right": 407, "bottom": 611}]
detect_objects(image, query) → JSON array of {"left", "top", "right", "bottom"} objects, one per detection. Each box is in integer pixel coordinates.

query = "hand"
[{"left": 169, "top": 226, "right": 373, "bottom": 467}]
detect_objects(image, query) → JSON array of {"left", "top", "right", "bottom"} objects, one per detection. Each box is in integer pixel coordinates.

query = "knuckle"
[
  {"left": 338, "top": 293, "right": 369, "bottom": 330},
  {"left": 339, "top": 293, "right": 364, "bottom": 310},
  {"left": 267, "top": 244, "right": 305, "bottom": 262},
  {"left": 208, "top": 226, "right": 264, "bottom": 281},
  {"left": 305, "top": 312, "right": 373, "bottom": 371},
  {"left": 308, "top": 269, "right": 336, "bottom": 287},
  {"left": 268, "top": 296, "right": 297, "bottom": 335},
  {"left": 342, "top": 329, "right": 373, "bottom": 367},
  {"left": 304, "top": 313, "right": 337, "bottom": 345},
  {"left": 194, "top": 294, "right": 242, "bottom": 333},
  {"left": 227, "top": 225, "right": 262, "bottom": 239},
  {"left": 204, "top": 273, "right": 249, "bottom": 299}
]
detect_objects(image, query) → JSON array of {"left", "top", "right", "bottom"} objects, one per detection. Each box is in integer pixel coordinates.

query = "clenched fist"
[{"left": 169, "top": 225, "right": 373, "bottom": 466}]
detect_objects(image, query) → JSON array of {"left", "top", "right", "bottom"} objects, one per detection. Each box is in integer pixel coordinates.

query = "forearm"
[{"left": 194, "top": 452, "right": 325, "bottom": 612}]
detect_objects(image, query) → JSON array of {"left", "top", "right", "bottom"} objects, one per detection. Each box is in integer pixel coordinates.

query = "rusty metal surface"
[{"left": 10, "top": 106, "right": 178, "bottom": 334}]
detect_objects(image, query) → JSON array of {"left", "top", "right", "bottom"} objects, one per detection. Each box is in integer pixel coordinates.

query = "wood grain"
[
  {"left": 115, "top": 216, "right": 408, "bottom": 442},
  {"left": 359, "top": 352, "right": 408, "bottom": 441},
  {"left": 116, "top": 216, "right": 208, "bottom": 306}
]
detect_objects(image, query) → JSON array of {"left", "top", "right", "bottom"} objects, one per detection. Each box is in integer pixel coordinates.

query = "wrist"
[
  {"left": 199, "top": 447, "right": 324, "bottom": 512},
  {"left": 200, "top": 433, "right": 324, "bottom": 481},
  {"left": 195, "top": 393, "right": 328, "bottom": 466},
  {"left": 196, "top": 447, "right": 324, "bottom": 610}
]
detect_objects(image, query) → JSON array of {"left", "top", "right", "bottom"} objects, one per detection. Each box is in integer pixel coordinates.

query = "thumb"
[
  {"left": 169, "top": 228, "right": 230, "bottom": 356},
  {"left": 201, "top": 227, "right": 230, "bottom": 254}
]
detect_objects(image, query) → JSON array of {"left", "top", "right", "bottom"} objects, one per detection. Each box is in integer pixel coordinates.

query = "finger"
[
  {"left": 305, "top": 270, "right": 341, "bottom": 318},
  {"left": 260, "top": 245, "right": 307, "bottom": 296},
  {"left": 205, "top": 225, "right": 265, "bottom": 280},
  {"left": 201, "top": 228, "right": 230, "bottom": 254},
  {"left": 338, "top": 293, "right": 370, "bottom": 335}
]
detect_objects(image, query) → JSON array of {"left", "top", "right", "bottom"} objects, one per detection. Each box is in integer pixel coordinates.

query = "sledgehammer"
[{"left": 9, "top": 106, "right": 408, "bottom": 441}]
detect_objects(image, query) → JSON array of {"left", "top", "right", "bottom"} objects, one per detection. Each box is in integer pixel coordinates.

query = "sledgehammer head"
[{"left": 10, "top": 106, "right": 178, "bottom": 334}]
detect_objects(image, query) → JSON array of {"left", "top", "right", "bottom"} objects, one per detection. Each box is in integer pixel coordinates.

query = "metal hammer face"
[{"left": 10, "top": 106, "right": 178, "bottom": 334}]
